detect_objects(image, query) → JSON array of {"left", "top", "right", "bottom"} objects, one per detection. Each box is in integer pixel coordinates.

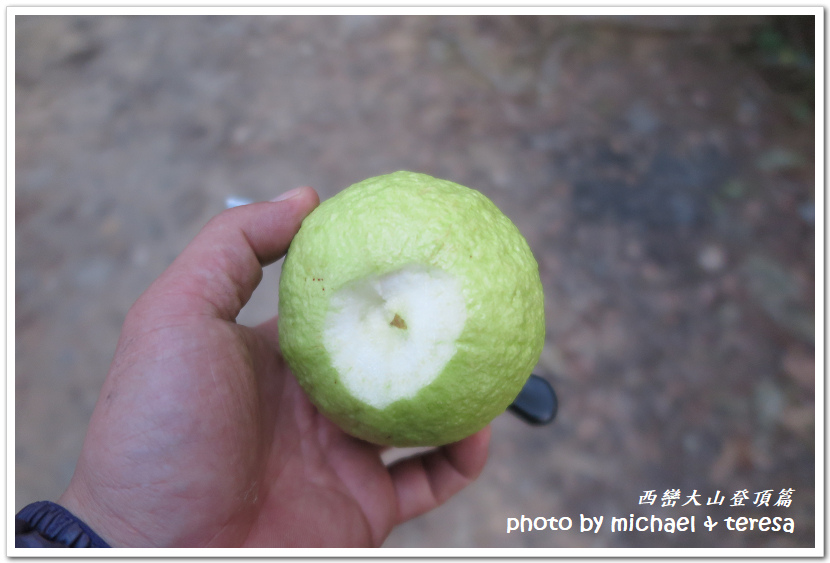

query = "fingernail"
[{"left": 271, "top": 186, "right": 307, "bottom": 202}]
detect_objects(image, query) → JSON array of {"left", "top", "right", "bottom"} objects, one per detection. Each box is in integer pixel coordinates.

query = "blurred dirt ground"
[{"left": 15, "top": 14, "right": 816, "bottom": 548}]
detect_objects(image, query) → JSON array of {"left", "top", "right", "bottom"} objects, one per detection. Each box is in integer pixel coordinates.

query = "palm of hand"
[
  {"left": 63, "top": 311, "right": 396, "bottom": 547},
  {"left": 58, "top": 193, "right": 489, "bottom": 548}
]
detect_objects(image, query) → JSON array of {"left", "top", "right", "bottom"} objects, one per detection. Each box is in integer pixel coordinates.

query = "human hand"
[{"left": 58, "top": 186, "right": 491, "bottom": 547}]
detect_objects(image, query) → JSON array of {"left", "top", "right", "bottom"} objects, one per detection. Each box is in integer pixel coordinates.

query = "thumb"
[{"left": 137, "top": 186, "right": 319, "bottom": 321}]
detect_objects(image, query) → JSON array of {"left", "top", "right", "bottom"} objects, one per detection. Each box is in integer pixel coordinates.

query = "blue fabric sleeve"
[{"left": 15, "top": 501, "right": 111, "bottom": 548}]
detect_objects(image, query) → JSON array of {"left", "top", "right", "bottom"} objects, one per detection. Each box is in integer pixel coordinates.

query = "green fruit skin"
[{"left": 278, "top": 171, "right": 545, "bottom": 447}]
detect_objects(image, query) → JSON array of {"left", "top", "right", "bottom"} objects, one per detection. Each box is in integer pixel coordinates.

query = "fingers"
[
  {"left": 136, "top": 187, "right": 319, "bottom": 321},
  {"left": 388, "top": 426, "right": 491, "bottom": 524}
]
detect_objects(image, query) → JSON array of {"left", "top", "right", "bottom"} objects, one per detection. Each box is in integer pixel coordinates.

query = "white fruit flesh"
[{"left": 322, "top": 265, "right": 467, "bottom": 409}]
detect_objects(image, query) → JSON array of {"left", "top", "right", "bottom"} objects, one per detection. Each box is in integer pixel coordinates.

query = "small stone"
[{"left": 698, "top": 244, "right": 726, "bottom": 273}]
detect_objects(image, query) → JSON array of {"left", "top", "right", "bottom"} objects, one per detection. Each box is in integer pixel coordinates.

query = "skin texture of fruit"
[{"left": 278, "top": 171, "right": 545, "bottom": 446}]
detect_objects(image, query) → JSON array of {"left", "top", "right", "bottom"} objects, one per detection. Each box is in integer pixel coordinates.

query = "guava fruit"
[{"left": 278, "top": 171, "right": 545, "bottom": 446}]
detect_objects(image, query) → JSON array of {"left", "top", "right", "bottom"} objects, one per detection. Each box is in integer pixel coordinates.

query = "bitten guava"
[{"left": 278, "top": 171, "right": 545, "bottom": 446}]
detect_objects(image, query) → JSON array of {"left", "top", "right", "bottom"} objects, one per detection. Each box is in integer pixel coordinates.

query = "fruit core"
[{"left": 390, "top": 314, "right": 407, "bottom": 329}]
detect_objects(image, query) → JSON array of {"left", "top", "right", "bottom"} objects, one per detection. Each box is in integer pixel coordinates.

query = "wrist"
[
  {"left": 58, "top": 481, "right": 162, "bottom": 548},
  {"left": 57, "top": 484, "right": 126, "bottom": 548}
]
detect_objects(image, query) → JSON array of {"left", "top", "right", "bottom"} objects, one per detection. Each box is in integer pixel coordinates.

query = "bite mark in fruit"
[{"left": 322, "top": 264, "right": 467, "bottom": 409}]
